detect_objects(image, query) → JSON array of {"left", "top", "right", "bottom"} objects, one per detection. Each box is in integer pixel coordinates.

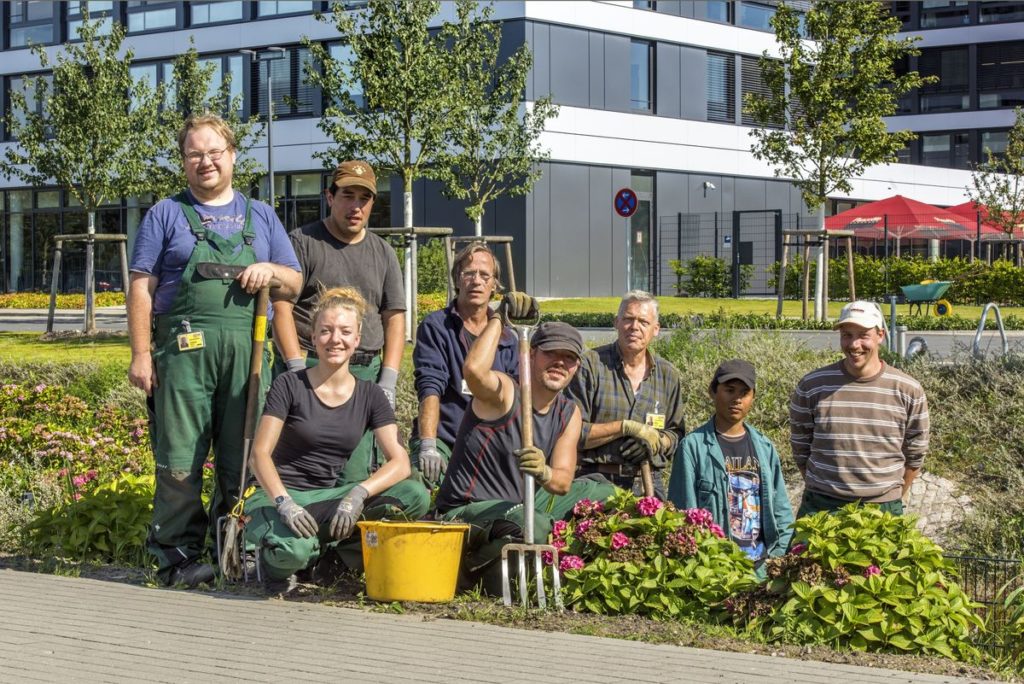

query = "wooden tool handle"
[{"left": 640, "top": 460, "right": 655, "bottom": 498}]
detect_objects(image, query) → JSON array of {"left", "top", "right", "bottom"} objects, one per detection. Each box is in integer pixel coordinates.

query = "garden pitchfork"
[{"left": 500, "top": 313, "right": 563, "bottom": 611}]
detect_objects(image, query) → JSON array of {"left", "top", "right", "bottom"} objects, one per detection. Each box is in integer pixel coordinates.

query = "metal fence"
[{"left": 945, "top": 553, "right": 1023, "bottom": 655}]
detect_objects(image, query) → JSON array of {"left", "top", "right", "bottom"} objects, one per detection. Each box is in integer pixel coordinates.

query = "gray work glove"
[
  {"left": 286, "top": 357, "right": 306, "bottom": 373},
  {"left": 619, "top": 419, "right": 663, "bottom": 466},
  {"left": 514, "top": 446, "right": 552, "bottom": 484},
  {"left": 378, "top": 366, "right": 398, "bottom": 410},
  {"left": 500, "top": 291, "right": 539, "bottom": 321},
  {"left": 276, "top": 495, "right": 318, "bottom": 539},
  {"left": 418, "top": 438, "right": 445, "bottom": 484},
  {"left": 330, "top": 484, "right": 369, "bottom": 540}
]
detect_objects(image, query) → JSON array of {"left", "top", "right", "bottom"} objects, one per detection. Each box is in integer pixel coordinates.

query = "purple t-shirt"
[{"left": 129, "top": 190, "right": 300, "bottom": 314}]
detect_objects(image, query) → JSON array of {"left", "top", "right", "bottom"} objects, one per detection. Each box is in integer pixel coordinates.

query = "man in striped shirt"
[{"left": 790, "top": 301, "right": 929, "bottom": 518}]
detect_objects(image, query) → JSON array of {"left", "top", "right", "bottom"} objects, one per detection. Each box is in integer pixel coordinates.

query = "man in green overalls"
[{"left": 127, "top": 114, "right": 302, "bottom": 588}]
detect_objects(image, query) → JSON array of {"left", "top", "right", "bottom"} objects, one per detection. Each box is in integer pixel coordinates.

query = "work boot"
[
  {"left": 264, "top": 574, "right": 298, "bottom": 597},
  {"left": 167, "top": 560, "right": 216, "bottom": 589}
]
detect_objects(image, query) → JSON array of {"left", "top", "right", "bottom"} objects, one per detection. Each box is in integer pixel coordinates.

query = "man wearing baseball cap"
[
  {"left": 790, "top": 300, "right": 929, "bottom": 517},
  {"left": 271, "top": 161, "right": 407, "bottom": 538},
  {"left": 436, "top": 294, "right": 615, "bottom": 594}
]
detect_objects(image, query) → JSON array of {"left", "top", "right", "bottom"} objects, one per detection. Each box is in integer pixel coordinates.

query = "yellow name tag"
[
  {"left": 177, "top": 331, "right": 206, "bottom": 351},
  {"left": 646, "top": 413, "right": 665, "bottom": 429}
]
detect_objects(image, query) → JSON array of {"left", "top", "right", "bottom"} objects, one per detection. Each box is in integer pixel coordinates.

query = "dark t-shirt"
[
  {"left": 436, "top": 385, "right": 576, "bottom": 512},
  {"left": 716, "top": 430, "right": 764, "bottom": 561},
  {"left": 262, "top": 371, "right": 395, "bottom": 490},
  {"left": 289, "top": 220, "right": 406, "bottom": 354}
]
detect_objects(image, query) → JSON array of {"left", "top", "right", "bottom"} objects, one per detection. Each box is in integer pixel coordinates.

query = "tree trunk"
[
  {"left": 813, "top": 204, "right": 825, "bottom": 322},
  {"left": 84, "top": 210, "right": 96, "bottom": 334},
  {"left": 474, "top": 214, "right": 483, "bottom": 238}
]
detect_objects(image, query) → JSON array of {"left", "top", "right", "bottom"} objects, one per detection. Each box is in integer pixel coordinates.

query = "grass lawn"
[
  {"left": 542, "top": 296, "right": 1024, "bottom": 321},
  {"left": 0, "top": 332, "right": 132, "bottom": 365}
]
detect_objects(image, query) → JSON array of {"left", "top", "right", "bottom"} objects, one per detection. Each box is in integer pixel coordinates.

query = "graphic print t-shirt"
[{"left": 715, "top": 430, "right": 764, "bottom": 561}]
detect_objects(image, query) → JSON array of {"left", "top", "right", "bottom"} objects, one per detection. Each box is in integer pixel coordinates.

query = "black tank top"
[{"left": 436, "top": 384, "right": 576, "bottom": 512}]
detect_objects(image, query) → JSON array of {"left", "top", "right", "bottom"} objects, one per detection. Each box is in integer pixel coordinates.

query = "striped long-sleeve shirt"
[{"left": 789, "top": 361, "right": 929, "bottom": 503}]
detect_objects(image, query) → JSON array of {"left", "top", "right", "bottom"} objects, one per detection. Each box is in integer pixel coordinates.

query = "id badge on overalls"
[
  {"left": 646, "top": 401, "right": 665, "bottom": 429},
  {"left": 176, "top": 320, "right": 206, "bottom": 352}
]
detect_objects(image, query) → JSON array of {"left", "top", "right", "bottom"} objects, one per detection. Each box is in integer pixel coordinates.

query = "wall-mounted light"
[{"left": 703, "top": 180, "right": 716, "bottom": 198}]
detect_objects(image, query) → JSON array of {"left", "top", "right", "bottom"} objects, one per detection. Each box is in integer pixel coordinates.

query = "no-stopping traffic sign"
[{"left": 614, "top": 188, "right": 638, "bottom": 218}]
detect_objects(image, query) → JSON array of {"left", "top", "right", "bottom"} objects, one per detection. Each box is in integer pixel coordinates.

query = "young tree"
[
  {"left": 0, "top": 15, "right": 165, "bottom": 333},
  {"left": 151, "top": 44, "right": 266, "bottom": 200},
  {"left": 439, "top": 1, "right": 558, "bottom": 237},
  {"left": 745, "top": 0, "right": 930, "bottom": 320},
  {"left": 969, "top": 106, "right": 1024, "bottom": 266}
]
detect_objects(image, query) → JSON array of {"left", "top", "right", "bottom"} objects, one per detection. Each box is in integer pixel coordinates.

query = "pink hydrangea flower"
[
  {"left": 789, "top": 543, "right": 808, "bottom": 555},
  {"left": 610, "top": 532, "right": 630, "bottom": 550},
  {"left": 559, "top": 555, "right": 585, "bottom": 572},
  {"left": 203, "top": 462, "right": 215, "bottom": 470},
  {"left": 573, "top": 499, "right": 604, "bottom": 517},
  {"left": 551, "top": 538, "right": 567, "bottom": 550},
  {"left": 552, "top": 520, "right": 568, "bottom": 538},
  {"left": 685, "top": 508, "right": 714, "bottom": 528},
  {"left": 863, "top": 565, "right": 882, "bottom": 578},
  {"left": 575, "top": 519, "right": 593, "bottom": 536},
  {"left": 636, "top": 497, "right": 663, "bottom": 517},
  {"left": 85, "top": 470, "right": 98, "bottom": 481},
  {"left": 708, "top": 523, "right": 725, "bottom": 539},
  {"left": 72, "top": 475, "right": 87, "bottom": 489},
  {"left": 541, "top": 551, "right": 554, "bottom": 566},
  {"left": 73, "top": 493, "right": 83, "bottom": 501},
  {"left": 57, "top": 468, "right": 68, "bottom": 477}
]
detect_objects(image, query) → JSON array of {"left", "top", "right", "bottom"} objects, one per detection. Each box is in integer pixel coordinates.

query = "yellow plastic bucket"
[{"left": 357, "top": 520, "right": 469, "bottom": 602}]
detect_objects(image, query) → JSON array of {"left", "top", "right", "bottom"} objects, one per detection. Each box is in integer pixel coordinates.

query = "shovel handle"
[{"left": 640, "top": 461, "right": 655, "bottom": 498}]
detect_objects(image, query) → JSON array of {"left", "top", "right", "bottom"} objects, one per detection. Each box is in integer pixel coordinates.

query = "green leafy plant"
[
  {"left": 24, "top": 473, "right": 155, "bottom": 564},
  {"left": 557, "top": 490, "right": 757, "bottom": 619},
  {"left": 734, "top": 505, "right": 985, "bottom": 662},
  {"left": 994, "top": 579, "right": 1024, "bottom": 669},
  {"left": 669, "top": 256, "right": 754, "bottom": 297}
]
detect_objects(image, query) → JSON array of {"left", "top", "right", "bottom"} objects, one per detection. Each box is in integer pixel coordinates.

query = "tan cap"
[
  {"left": 834, "top": 300, "right": 885, "bottom": 330},
  {"left": 331, "top": 160, "right": 377, "bottom": 195}
]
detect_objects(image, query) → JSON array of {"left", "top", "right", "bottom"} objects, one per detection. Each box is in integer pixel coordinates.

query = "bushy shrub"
[
  {"left": 0, "top": 291, "right": 125, "bottom": 309},
  {"left": 558, "top": 490, "right": 758, "bottom": 619},
  {"left": 734, "top": 506, "right": 985, "bottom": 662},
  {"left": 995, "top": 583, "right": 1024, "bottom": 669},
  {"left": 669, "top": 256, "right": 754, "bottom": 297},
  {"left": 24, "top": 473, "right": 155, "bottom": 564}
]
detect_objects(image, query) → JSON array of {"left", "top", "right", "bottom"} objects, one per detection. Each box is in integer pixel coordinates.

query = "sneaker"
[
  {"left": 264, "top": 574, "right": 298, "bottom": 597},
  {"left": 168, "top": 560, "right": 216, "bottom": 589}
]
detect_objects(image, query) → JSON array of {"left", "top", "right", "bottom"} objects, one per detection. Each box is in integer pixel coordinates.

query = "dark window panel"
[
  {"left": 919, "top": 0, "right": 969, "bottom": 28},
  {"left": 630, "top": 40, "right": 653, "bottom": 112},
  {"left": 741, "top": 55, "right": 782, "bottom": 127},
  {"left": 979, "top": 2, "right": 1024, "bottom": 24},
  {"left": 707, "top": 51, "right": 735, "bottom": 122},
  {"left": 189, "top": 1, "right": 244, "bottom": 25},
  {"left": 978, "top": 41, "right": 1024, "bottom": 109}
]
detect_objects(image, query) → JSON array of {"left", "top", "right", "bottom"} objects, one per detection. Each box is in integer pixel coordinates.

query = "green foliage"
[
  {"left": 995, "top": 582, "right": 1024, "bottom": 668},
  {"left": 559, "top": 491, "right": 758, "bottom": 619},
  {"left": 734, "top": 506, "right": 984, "bottom": 662},
  {"left": 970, "top": 107, "right": 1024, "bottom": 244},
  {"left": 438, "top": 1, "right": 558, "bottom": 230},
  {"left": 746, "top": 1, "right": 931, "bottom": 209},
  {"left": 669, "top": 256, "right": 754, "bottom": 297},
  {"left": 305, "top": 0, "right": 456, "bottom": 211},
  {"left": 416, "top": 239, "right": 449, "bottom": 294},
  {"left": 772, "top": 254, "right": 1024, "bottom": 306},
  {"left": 24, "top": 473, "right": 154, "bottom": 564}
]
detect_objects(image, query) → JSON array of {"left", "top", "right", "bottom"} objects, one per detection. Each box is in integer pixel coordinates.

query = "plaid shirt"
[{"left": 565, "top": 341, "right": 686, "bottom": 469}]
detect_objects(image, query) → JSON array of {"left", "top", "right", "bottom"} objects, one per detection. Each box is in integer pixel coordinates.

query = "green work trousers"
[
  {"left": 440, "top": 478, "right": 617, "bottom": 595},
  {"left": 796, "top": 489, "right": 904, "bottom": 519},
  {"left": 245, "top": 480, "right": 429, "bottom": 581}
]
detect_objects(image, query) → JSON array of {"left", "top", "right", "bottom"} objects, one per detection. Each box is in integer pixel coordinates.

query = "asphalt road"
[{"left": 3, "top": 306, "right": 1022, "bottom": 360}]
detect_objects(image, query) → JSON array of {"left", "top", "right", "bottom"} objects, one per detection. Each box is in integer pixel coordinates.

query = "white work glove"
[
  {"left": 378, "top": 366, "right": 398, "bottom": 410},
  {"left": 418, "top": 438, "right": 446, "bottom": 484}
]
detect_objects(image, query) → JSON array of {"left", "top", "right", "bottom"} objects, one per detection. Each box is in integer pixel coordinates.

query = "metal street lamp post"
[{"left": 241, "top": 47, "right": 286, "bottom": 203}]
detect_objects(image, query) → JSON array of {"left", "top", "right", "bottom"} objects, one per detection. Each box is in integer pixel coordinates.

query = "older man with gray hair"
[{"left": 566, "top": 290, "right": 685, "bottom": 498}]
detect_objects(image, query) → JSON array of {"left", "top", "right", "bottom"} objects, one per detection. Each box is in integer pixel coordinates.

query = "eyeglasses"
[
  {"left": 184, "top": 148, "right": 228, "bottom": 164},
  {"left": 459, "top": 270, "right": 493, "bottom": 283}
]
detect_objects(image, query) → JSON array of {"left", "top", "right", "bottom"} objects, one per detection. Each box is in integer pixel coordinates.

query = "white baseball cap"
[{"left": 834, "top": 300, "right": 884, "bottom": 330}]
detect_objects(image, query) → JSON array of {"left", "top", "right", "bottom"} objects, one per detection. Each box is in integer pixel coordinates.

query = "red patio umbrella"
[
  {"left": 947, "top": 201, "right": 1016, "bottom": 240},
  {"left": 825, "top": 195, "right": 973, "bottom": 255}
]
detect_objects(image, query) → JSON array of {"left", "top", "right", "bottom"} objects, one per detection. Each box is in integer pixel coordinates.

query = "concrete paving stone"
[{"left": 0, "top": 569, "right": 979, "bottom": 683}]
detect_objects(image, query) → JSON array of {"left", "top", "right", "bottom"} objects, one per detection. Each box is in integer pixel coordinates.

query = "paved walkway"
[{"left": 0, "top": 569, "right": 975, "bottom": 683}]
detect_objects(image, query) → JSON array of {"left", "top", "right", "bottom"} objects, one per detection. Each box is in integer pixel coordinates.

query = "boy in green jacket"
[{"left": 668, "top": 359, "right": 793, "bottom": 572}]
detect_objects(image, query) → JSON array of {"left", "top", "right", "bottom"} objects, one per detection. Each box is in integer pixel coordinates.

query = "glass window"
[
  {"left": 6, "top": 74, "right": 52, "bottom": 136},
  {"left": 328, "top": 43, "right": 364, "bottom": 109},
  {"left": 189, "top": 1, "right": 244, "bottom": 25},
  {"left": 703, "top": 1, "right": 732, "bottom": 23},
  {"left": 741, "top": 55, "right": 782, "bottom": 127},
  {"left": 738, "top": 1, "right": 776, "bottom": 31},
  {"left": 981, "top": 130, "right": 1009, "bottom": 161},
  {"left": 920, "top": 132, "right": 968, "bottom": 168},
  {"left": 257, "top": 1, "right": 314, "bottom": 17},
  {"left": 707, "top": 52, "right": 735, "bottom": 123},
  {"left": 633, "top": 0, "right": 655, "bottom": 9},
  {"left": 918, "top": 47, "right": 969, "bottom": 112},
  {"left": 67, "top": 1, "right": 115, "bottom": 39},
  {"left": 980, "top": 2, "right": 1024, "bottom": 24},
  {"left": 978, "top": 42, "right": 1024, "bottom": 110},
  {"left": 8, "top": 1, "right": 55, "bottom": 47},
  {"left": 629, "top": 40, "right": 653, "bottom": 112},
  {"left": 254, "top": 47, "right": 315, "bottom": 118},
  {"left": 920, "top": 0, "right": 969, "bottom": 28},
  {"left": 126, "top": 1, "right": 177, "bottom": 33}
]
